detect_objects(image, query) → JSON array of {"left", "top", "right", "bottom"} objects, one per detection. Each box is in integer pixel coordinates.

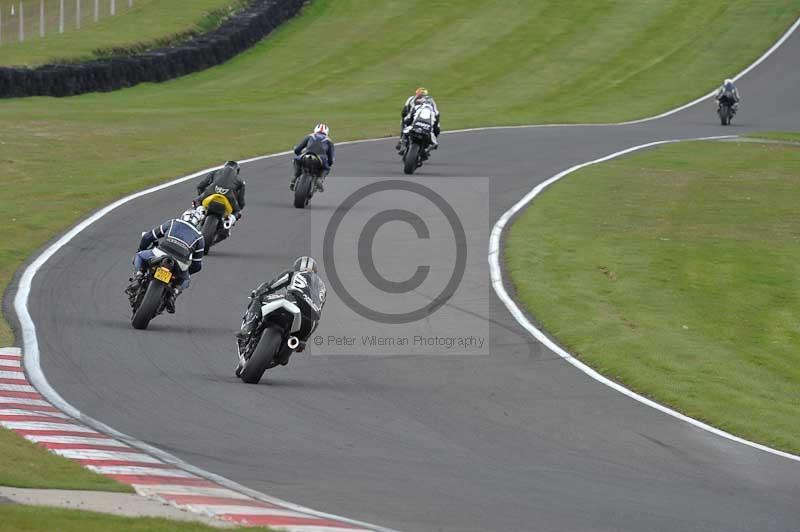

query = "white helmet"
[
  {"left": 181, "top": 208, "right": 203, "bottom": 227},
  {"left": 314, "top": 123, "right": 329, "bottom": 136}
]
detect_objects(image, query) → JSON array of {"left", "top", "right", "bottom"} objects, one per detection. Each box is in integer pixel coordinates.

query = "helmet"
[
  {"left": 314, "top": 124, "right": 329, "bottom": 136},
  {"left": 415, "top": 87, "right": 429, "bottom": 98},
  {"left": 293, "top": 256, "right": 318, "bottom": 274},
  {"left": 224, "top": 160, "right": 240, "bottom": 174},
  {"left": 723, "top": 78, "right": 734, "bottom": 88},
  {"left": 181, "top": 208, "right": 203, "bottom": 227}
]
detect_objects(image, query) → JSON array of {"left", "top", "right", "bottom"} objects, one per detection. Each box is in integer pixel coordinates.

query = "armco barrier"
[{"left": 0, "top": 0, "right": 305, "bottom": 98}]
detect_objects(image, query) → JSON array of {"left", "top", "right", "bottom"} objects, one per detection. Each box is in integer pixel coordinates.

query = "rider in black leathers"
[
  {"left": 194, "top": 160, "right": 246, "bottom": 244},
  {"left": 291, "top": 124, "right": 335, "bottom": 192},
  {"left": 195, "top": 160, "right": 246, "bottom": 217},
  {"left": 236, "top": 256, "right": 327, "bottom": 365}
]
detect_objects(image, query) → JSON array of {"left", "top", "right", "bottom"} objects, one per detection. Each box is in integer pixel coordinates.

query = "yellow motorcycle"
[{"left": 198, "top": 189, "right": 234, "bottom": 255}]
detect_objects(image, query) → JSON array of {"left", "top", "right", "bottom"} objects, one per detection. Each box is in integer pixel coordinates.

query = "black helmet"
[
  {"left": 293, "top": 256, "right": 318, "bottom": 274},
  {"left": 224, "top": 160, "right": 240, "bottom": 174}
]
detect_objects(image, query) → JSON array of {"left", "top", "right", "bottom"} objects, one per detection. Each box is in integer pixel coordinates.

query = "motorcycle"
[
  {"left": 401, "top": 108, "right": 435, "bottom": 175},
  {"left": 198, "top": 188, "right": 235, "bottom": 254},
  {"left": 718, "top": 99, "right": 736, "bottom": 126},
  {"left": 235, "top": 272, "right": 325, "bottom": 384},
  {"left": 126, "top": 240, "right": 188, "bottom": 330},
  {"left": 294, "top": 153, "right": 324, "bottom": 209}
]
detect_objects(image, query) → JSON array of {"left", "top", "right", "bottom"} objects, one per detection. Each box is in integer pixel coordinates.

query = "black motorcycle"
[
  {"left": 402, "top": 119, "right": 434, "bottom": 175},
  {"left": 236, "top": 272, "right": 325, "bottom": 383},
  {"left": 718, "top": 99, "right": 736, "bottom": 126},
  {"left": 126, "top": 241, "right": 188, "bottom": 329},
  {"left": 294, "top": 154, "right": 324, "bottom": 209}
]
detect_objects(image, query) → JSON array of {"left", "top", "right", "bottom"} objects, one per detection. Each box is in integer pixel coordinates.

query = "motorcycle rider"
[
  {"left": 195, "top": 160, "right": 245, "bottom": 243},
  {"left": 236, "top": 256, "right": 326, "bottom": 365},
  {"left": 291, "top": 124, "right": 335, "bottom": 193},
  {"left": 130, "top": 209, "right": 205, "bottom": 314},
  {"left": 715, "top": 78, "right": 741, "bottom": 114},
  {"left": 396, "top": 87, "right": 440, "bottom": 153}
]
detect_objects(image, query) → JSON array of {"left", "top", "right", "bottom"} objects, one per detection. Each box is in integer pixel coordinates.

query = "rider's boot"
[
  {"left": 290, "top": 160, "right": 302, "bottom": 190},
  {"left": 165, "top": 287, "right": 181, "bottom": 314}
]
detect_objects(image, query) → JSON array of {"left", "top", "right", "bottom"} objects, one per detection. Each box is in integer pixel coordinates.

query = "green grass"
[
  {"left": 747, "top": 131, "right": 800, "bottom": 143},
  {"left": 1, "top": 0, "right": 246, "bottom": 66},
  {"left": 0, "top": 505, "right": 274, "bottom": 531},
  {"left": 506, "top": 139, "right": 800, "bottom": 454},
  {"left": 0, "top": 427, "right": 132, "bottom": 491},
  {"left": 1, "top": 0, "right": 798, "bottom": 346}
]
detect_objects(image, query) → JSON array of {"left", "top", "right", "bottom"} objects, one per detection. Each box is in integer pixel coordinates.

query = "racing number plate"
[{"left": 154, "top": 267, "right": 173, "bottom": 283}]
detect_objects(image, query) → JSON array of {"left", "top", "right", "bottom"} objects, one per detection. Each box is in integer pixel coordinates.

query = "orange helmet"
[{"left": 415, "top": 87, "right": 429, "bottom": 99}]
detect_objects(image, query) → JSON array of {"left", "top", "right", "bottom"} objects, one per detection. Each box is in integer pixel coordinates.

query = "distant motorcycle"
[
  {"left": 235, "top": 272, "right": 325, "bottom": 383},
  {"left": 401, "top": 107, "right": 436, "bottom": 175},
  {"left": 198, "top": 189, "right": 236, "bottom": 254},
  {"left": 126, "top": 242, "right": 186, "bottom": 330},
  {"left": 718, "top": 99, "right": 736, "bottom": 126},
  {"left": 294, "top": 153, "right": 325, "bottom": 209}
]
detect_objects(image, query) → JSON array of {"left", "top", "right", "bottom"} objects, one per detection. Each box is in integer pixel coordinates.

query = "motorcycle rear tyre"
[
  {"left": 131, "top": 281, "right": 166, "bottom": 330},
  {"left": 239, "top": 327, "right": 283, "bottom": 384},
  {"left": 202, "top": 215, "right": 219, "bottom": 255},
  {"left": 403, "top": 143, "right": 420, "bottom": 175},
  {"left": 294, "top": 174, "right": 314, "bottom": 209}
]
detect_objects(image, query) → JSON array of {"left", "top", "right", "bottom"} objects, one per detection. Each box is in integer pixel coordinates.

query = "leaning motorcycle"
[
  {"left": 402, "top": 111, "right": 434, "bottom": 175},
  {"left": 235, "top": 272, "right": 325, "bottom": 383},
  {"left": 198, "top": 189, "right": 235, "bottom": 254},
  {"left": 294, "top": 153, "right": 324, "bottom": 209},
  {"left": 127, "top": 241, "right": 187, "bottom": 330},
  {"left": 718, "top": 100, "right": 735, "bottom": 126}
]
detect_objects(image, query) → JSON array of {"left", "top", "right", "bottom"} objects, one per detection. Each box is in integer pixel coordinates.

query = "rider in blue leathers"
[
  {"left": 131, "top": 209, "right": 205, "bottom": 313},
  {"left": 291, "top": 124, "right": 335, "bottom": 192},
  {"left": 715, "top": 78, "right": 741, "bottom": 114}
]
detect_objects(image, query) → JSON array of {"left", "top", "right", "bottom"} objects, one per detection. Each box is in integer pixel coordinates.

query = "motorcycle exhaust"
[{"left": 287, "top": 336, "right": 300, "bottom": 350}]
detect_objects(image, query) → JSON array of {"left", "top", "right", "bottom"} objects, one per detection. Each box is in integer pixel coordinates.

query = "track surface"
[{"left": 20, "top": 24, "right": 800, "bottom": 532}]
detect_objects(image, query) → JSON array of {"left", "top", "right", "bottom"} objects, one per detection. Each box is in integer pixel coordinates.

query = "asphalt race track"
[{"left": 18, "top": 22, "right": 800, "bottom": 532}]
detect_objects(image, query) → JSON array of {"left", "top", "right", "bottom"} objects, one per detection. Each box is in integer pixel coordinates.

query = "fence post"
[
  {"left": 93, "top": 0, "right": 98, "bottom": 22},
  {"left": 128, "top": 0, "right": 132, "bottom": 7},
  {"left": 39, "top": 0, "right": 44, "bottom": 37},
  {"left": 59, "top": 0, "right": 64, "bottom": 33},
  {"left": 19, "top": 2, "right": 24, "bottom": 43},
  {"left": 110, "top": 0, "right": 115, "bottom": 16},
  {"left": 0, "top": 9, "right": 3, "bottom": 46},
  {"left": 76, "top": 0, "right": 80, "bottom": 28}
]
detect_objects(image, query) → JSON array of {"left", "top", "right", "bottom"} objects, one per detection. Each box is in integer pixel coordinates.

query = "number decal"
[{"left": 291, "top": 273, "right": 308, "bottom": 291}]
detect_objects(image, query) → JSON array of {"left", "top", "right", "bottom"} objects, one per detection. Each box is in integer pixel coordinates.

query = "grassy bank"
[
  {"left": 506, "top": 139, "right": 800, "bottom": 454},
  {"left": 0, "top": 505, "right": 274, "bottom": 531},
  {"left": 1, "top": 0, "right": 798, "bottom": 345},
  {"left": 0, "top": 427, "right": 132, "bottom": 491},
  {"left": 1, "top": 0, "right": 244, "bottom": 66}
]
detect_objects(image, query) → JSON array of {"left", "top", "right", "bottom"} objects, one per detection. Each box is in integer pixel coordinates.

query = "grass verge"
[
  {"left": 1, "top": 0, "right": 246, "bottom": 66},
  {"left": 1, "top": 0, "right": 798, "bottom": 346},
  {"left": 0, "top": 505, "right": 273, "bottom": 531},
  {"left": 0, "top": 427, "right": 132, "bottom": 491},
  {"left": 747, "top": 131, "right": 800, "bottom": 143},
  {"left": 505, "top": 139, "right": 800, "bottom": 454}
]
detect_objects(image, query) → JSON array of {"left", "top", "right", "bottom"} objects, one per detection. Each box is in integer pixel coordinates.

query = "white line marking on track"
[
  {"left": 24, "top": 435, "right": 129, "bottom": 446},
  {"left": 137, "top": 486, "right": 253, "bottom": 499},
  {"left": 489, "top": 135, "right": 800, "bottom": 463},
  {"left": 0, "top": 397, "right": 51, "bottom": 407},
  {"left": 190, "top": 505, "right": 308, "bottom": 517},
  {"left": 53, "top": 449, "right": 162, "bottom": 462},
  {"left": 85, "top": 465, "right": 196, "bottom": 477},
  {"left": 0, "top": 383, "right": 37, "bottom": 393},
  {"left": 0, "top": 408, "right": 69, "bottom": 418}
]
